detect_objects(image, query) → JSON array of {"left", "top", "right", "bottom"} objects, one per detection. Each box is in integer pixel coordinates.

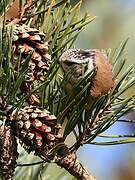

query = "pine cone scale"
[
  {"left": 11, "top": 106, "right": 61, "bottom": 151},
  {"left": 0, "top": 125, "right": 18, "bottom": 180},
  {"left": 12, "top": 24, "right": 52, "bottom": 105}
]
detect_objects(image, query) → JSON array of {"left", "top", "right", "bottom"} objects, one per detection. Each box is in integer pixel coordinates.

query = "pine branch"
[
  {"left": 1, "top": 1, "right": 135, "bottom": 180},
  {"left": 36, "top": 143, "right": 96, "bottom": 180},
  {"left": 55, "top": 148, "right": 95, "bottom": 180}
]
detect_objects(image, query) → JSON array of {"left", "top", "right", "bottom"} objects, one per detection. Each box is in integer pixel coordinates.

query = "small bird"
[{"left": 59, "top": 48, "right": 114, "bottom": 98}]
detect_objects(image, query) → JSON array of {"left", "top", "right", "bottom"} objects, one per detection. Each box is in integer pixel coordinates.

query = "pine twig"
[
  {"left": 36, "top": 143, "right": 95, "bottom": 180},
  {"left": 54, "top": 145, "right": 96, "bottom": 180}
]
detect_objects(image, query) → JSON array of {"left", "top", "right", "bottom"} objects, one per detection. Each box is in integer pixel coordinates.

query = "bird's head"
[{"left": 59, "top": 49, "right": 95, "bottom": 83}]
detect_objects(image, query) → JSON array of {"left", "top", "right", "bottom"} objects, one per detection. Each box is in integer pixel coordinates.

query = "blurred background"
[
  {"left": 74, "top": 0, "right": 135, "bottom": 180},
  {"left": 15, "top": 1, "right": 135, "bottom": 179}
]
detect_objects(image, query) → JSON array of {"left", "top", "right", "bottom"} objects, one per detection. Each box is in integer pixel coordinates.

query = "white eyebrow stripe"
[{"left": 67, "top": 56, "right": 91, "bottom": 64}]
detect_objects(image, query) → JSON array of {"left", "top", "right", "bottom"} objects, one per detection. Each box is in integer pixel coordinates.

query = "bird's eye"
[{"left": 64, "top": 61, "right": 75, "bottom": 66}]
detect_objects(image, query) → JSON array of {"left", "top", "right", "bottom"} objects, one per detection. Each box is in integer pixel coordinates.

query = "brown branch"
[
  {"left": 36, "top": 144, "right": 96, "bottom": 180},
  {"left": 54, "top": 145, "right": 96, "bottom": 180}
]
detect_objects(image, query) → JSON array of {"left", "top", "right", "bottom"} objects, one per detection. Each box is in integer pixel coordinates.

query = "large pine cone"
[
  {"left": 10, "top": 106, "right": 61, "bottom": 153},
  {"left": 12, "top": 24, "right": 51, "bottom": 104},
  {"left": 0, "top": 124, "right": 18, "bottom": 180}
]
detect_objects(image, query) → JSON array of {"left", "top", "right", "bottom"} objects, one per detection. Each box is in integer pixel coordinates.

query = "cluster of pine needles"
[{"left": 0, "top": 0, "right": 135, "bottom": 180}]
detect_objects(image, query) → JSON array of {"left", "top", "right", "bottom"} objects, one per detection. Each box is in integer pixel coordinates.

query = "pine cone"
[
  {"left": 0, "top": 124, "right": 18, "bottom": 180},
  {"left": 12, "top": 24, "right": 51, "bottom": 104},
  {"left": 10, "top": 106, "right": 61, "bottom": 153}
]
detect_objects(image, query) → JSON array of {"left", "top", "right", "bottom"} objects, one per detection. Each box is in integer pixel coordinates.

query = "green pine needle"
[{"left": 1, "top": 0, "right": 135, "bottom": 179}]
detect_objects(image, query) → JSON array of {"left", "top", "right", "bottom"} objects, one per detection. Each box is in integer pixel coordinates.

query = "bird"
[{"left": 59, "top": 48, "right": 114, "bottom": 99}]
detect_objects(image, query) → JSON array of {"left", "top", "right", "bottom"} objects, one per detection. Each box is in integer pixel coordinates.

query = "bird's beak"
[{"left": 57, "top": 55, "right": 62, "bottom": 64}]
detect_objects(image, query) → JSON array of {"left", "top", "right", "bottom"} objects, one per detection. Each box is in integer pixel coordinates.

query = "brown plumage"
[{"left": 89, "top": 50, "right": 114, "bottom": 97}]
